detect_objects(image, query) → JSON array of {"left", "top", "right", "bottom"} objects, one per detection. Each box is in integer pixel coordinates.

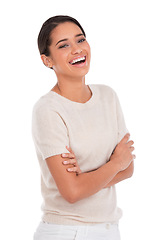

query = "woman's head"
[
  {"left": 38, "top": 15, "right": 86, "bottom": 57},
  {"left": 37, "top": 15, "right": 91, "bottom": 79}
]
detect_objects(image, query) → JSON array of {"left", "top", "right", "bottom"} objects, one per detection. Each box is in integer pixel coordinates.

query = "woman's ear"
[{"left": 41, "top": 54, "right": 53, "bottom": 68}]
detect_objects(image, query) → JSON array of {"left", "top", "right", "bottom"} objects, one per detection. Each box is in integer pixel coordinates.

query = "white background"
[{"left": 0, "top": 0, "right": 160, "bottom": 239}]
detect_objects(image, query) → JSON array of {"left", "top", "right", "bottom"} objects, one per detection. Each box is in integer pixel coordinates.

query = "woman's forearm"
[
  {"left": 47, "top": 154, "right": 122, "bottom": 204},
  {"left": 60, "top": 135, "right": 135, "bottom": 203},
  {"left": 71, "top": 161, "right": 120, "bottom": 203},
  {"left": 61, "top": 161, "right": 133, "bottom": 203},
  {"left": 103, "top": 162, "right": 134, "bottom": 188}
]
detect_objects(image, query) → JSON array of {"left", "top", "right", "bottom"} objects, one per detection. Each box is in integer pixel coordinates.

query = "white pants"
[{"left": 33, "top": 221, "right": 121, "bottom": 240}]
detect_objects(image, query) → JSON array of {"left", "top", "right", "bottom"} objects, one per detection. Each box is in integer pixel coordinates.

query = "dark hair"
[{"left": 38, "top": 15, "right": 86, "bottom": 56}]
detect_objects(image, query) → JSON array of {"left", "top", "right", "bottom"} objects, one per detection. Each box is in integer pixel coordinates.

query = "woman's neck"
[{"left": 51, "top": 77, "right": 92, "bottom": 103}]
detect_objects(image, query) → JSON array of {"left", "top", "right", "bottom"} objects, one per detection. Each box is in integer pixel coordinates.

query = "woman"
[{"left": 32, "top": 15, "right": 135, "bottom": 240}]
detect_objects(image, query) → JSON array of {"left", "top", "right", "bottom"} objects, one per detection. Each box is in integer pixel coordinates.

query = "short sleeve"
[
  {"left": 114, "top": 92, "right": 129, "bottom": 143},
  {"left": 32, "top": 103, "right": 70, "bottom": 160}
]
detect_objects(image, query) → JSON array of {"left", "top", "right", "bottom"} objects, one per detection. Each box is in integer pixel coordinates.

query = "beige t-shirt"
[{"left": 32, "top": 84, "right": 128, "bottom": 225}]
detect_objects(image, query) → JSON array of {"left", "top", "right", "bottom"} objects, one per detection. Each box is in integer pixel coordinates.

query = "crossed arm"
[
  {"left": 46, "top": 133, "right": 135, "bottom": 203},
  {"left": 62, "top": 145, "right": 134, "bottom": 189},
  {"left": 62, "top": 148, "right": 134, "bottom": 188}
]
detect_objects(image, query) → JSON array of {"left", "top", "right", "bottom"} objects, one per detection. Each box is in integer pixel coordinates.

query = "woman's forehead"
[{"left": 50, "top": 22, "right": 83, "bottom": 44}]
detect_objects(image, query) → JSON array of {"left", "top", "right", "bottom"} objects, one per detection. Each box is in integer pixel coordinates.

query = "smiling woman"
[
  {"left": 32, "top": 15, "right": 135, "bottom": 240},
  {"left": 39, "top": 22, "right": 91, "bottom": 89}
]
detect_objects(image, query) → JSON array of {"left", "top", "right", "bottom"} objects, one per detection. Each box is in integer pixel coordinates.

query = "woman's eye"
[
  {"left": 78, "top": 38, "right": 86, "bottom": 43},
  {"left": 58, "top": 44, "right": 69, "bottom": 49}
]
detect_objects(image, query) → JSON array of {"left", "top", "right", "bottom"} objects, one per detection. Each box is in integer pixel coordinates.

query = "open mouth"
[{"left": 69, "top": 56, "right": 86, "bottom": 66}]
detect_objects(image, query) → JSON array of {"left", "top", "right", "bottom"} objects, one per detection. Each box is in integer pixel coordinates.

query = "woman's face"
[{"left": 44, "top": 22, "right": 91, "bottom": 79}]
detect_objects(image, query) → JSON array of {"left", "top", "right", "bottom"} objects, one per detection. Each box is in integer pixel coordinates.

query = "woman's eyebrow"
[
  {"left": 75, "top": 33, "right": 84, "bottom": 37},
  {"left": 55, "top": 33, "right": 84, "bottom": 46}
]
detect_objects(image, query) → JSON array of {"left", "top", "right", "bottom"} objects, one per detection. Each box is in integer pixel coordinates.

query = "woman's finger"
[
  {"left": 61, "top": 152, "right": 75, "bottom": 159},
  {"left": 132, "top": 154, "right": 136, "bottom": 160},
  {"left": 126, "top": 140, "right": 134, "bottom": 147},
  {"left": 63, "top": 159, "right": 76, "bottom": 165},
  {"left": 120, "top": 133, "right": 130, "bottom": 144},
  {"left": 67, "top": 166, "right": 79, "bottom": 173},
  {"left": 67, "top": 166, "right": 81, "bottom": 174},
  {"left": 130, "top": 146, "right": 135, "bottom": 152},
  {"left": 66, "top": 146, "right": 74, "bottom": 154}
]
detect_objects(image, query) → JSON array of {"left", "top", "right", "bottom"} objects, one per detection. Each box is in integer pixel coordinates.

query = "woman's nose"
[{"left": 71, "top": 44, "right": 82, "bottom": 55}]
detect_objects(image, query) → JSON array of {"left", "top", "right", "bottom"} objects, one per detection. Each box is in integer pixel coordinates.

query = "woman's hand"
[
  {"left": 109, "top": 133, "right": 136, "bottom": 171},
  {"left": 61, "top": 146, "right": 82, "bottom": 175}
]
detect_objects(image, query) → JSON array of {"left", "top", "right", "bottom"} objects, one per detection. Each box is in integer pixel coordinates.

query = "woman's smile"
[{"left": 69, "top": 55, "right": 87, "bottom": 67}]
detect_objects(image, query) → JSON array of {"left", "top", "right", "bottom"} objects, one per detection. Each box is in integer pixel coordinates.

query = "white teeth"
[{"left": 70, "top": 56, "right": 85, "bottom": 64}]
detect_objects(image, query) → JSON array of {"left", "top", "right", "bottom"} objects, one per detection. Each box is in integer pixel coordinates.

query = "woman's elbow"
[
  {"left": 61, "top": 187, "right": 80, "bottom": 204},
  {"left": 66, "top": 196, "right": 77, "bottom": 204}
]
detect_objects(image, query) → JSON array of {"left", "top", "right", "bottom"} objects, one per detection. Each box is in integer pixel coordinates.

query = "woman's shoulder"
[
  {"left": 90, "top": 83, "right": 116, "bottom": 97},
  {"left": 32, "top": 91, "right": 58, "bottom": 116}
]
